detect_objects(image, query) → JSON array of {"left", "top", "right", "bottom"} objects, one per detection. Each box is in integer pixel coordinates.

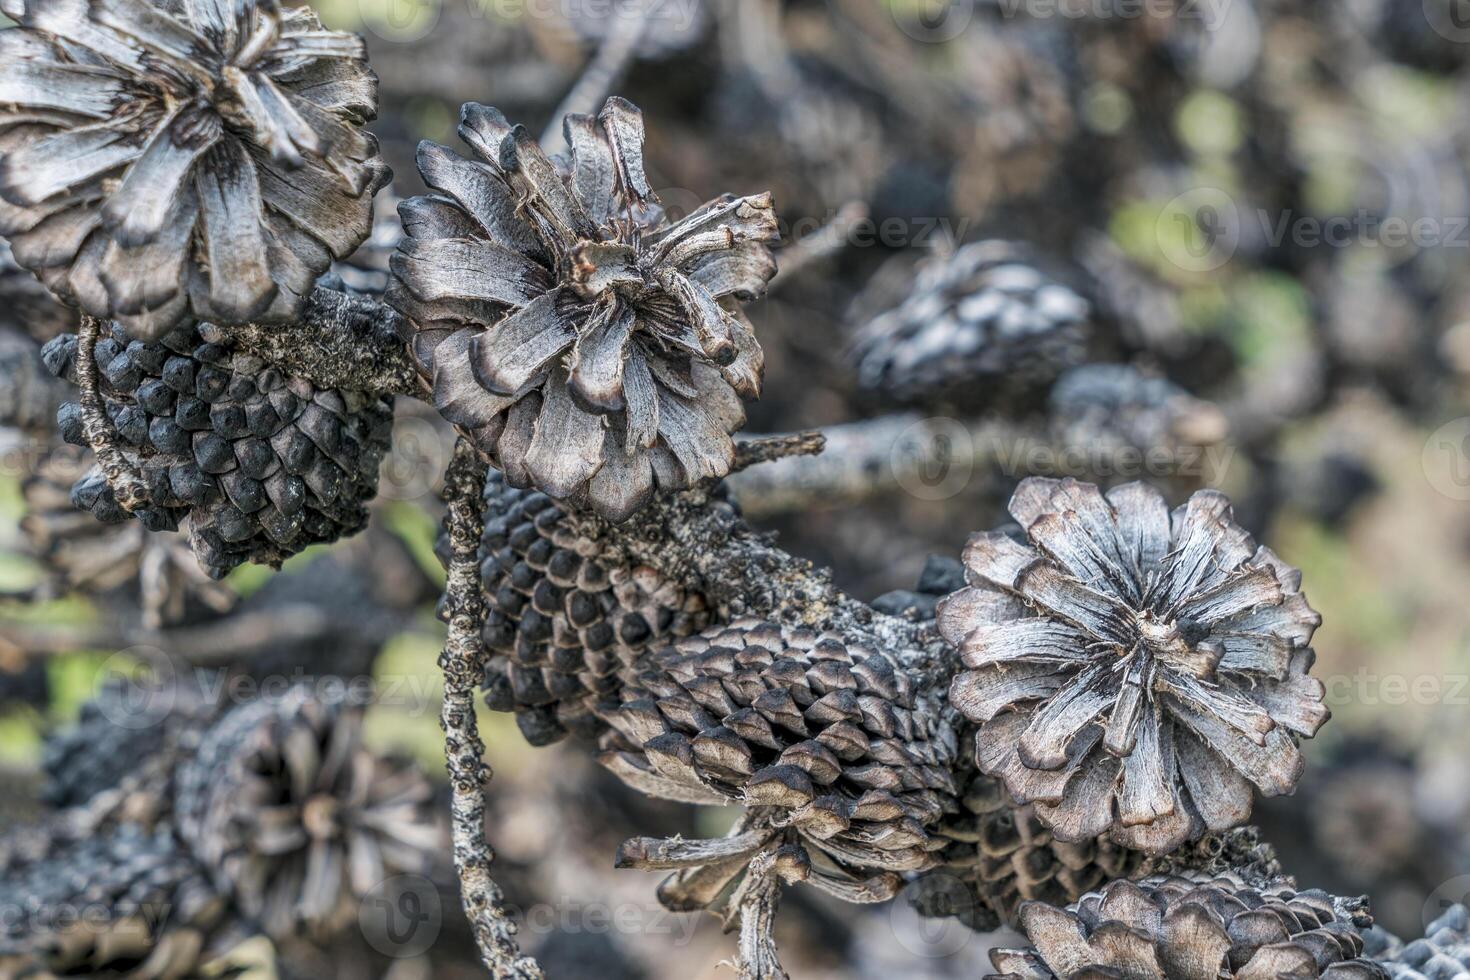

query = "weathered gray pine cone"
[
  {"left": 389, "top": 96, "right": 778, "bottom": 520},
  {"left": 454, "top": 469, "right": 716, "bottom": 746},
  {"left": 603, "top": 618, "right": 959, "bottom": 908},
  {"left": 942, "top": 477, "right": 1328, "bottom": 853},
  {"left": 0, "top": 0, "right": 389, "bottom": 339},
  {"left": 42, "top": 321, "right": 393, "bottom": 578},
  {"left": 1047, "top": 365, "right": 1230, "bottom": 473},
  {"left": 174, "top": 689, "right": 443, "bottom": 942},
  {"left": 0, "top": 823, "right": 233, "bottom": 980},
  {"left": 1365, "top": 904, "right": 1470, "bottom": 978},
  {"left": 21, "top": 443, "right": 236, "bottom": 623},
  {"left": 986, "top": 873, "right": 1387, "bottom": 979},
  {"left": 849, "top": 241, "right": 1091, "bottom": 410},
  {"left": 0, "top": 238, "right": 72, "bottom": 343}
]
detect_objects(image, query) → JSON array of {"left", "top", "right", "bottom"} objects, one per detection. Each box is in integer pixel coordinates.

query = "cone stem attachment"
[{"left": 75, "top": 316, "right": 150, "bottom": 514}]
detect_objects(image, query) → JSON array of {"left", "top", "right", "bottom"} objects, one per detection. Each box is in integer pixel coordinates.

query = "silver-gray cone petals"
[
  {"left": 940, "top": 477, "right": 1328, "bottom": 854},
  {"left": 389, "top": 97, "right": 778, "bottom": 521},
  {"left": 0, "top": 0, "right": 390, "bottom": 339}
]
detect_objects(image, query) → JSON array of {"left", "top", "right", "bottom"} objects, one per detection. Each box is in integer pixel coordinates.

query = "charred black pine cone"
[
  {"left": 0, "top": 823, "right": 232, "bottom": 980},
  {"left": 0, "top": 0, "right": 389, "bottom": 338},
  {"left": 850, "top": 241, "right": 1091, "bottom": 411},
  {"left": 464, "top": 468, "right": 716, "bottom": 745},
  {"left": 987, "top": 873, "right": 1387, "bottom": 979},
  {"left": 174, "top": 689, "right": 442, "bottom": 942},
  {"left": 42, "top": 322, "right": 393, "bottom": 578},
  {"left": 390, "top": 96, "right": 777, "bottom": 520},
  {"left": 943, "top": 477, "right": 1327, "bottom": 853},
  {"left": 603, "top": 618, "right": 959, "bottom": 908},
  {"left": 1367, "top": 904, "right": 1470, "bottom": 978}
]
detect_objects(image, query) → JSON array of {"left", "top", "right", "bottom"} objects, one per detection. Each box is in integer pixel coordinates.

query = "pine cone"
[
  {"left": 849, "top": 242, "right": 1091, "bottom": 410},
  {"left": 463, "top": 468, "right": 716, "bottom": 745},
  {"left": 942, "top": 477, "right": 1328, "bottom": 853},
  {"left": 42, "top": 321, "right": 393, "bottom": 578},
  {"left": 389, "top": 96, "right": 778, "bottom": 520},
  {"left": 1047, "top": 364, "right": 1230, "bottom": 472},
  {"left": 0, "top": 238, "right": 71, "bottom": 343},
  {"left": 0, "top": 0, "right": 389, "bottom": 339},
  {"left": 21, "top": 443, "right": 236, "bottom": 623},
  {"left": 1366, "top": 904, "right": 1470, "bottom": 978},
  {"left": 987, "top": 873, "right": 1387, "bottom": 979},
  {"left": 174, "top": 689, "right": 443, "bottom": 941},
  {"left": 602, "top": 618, "right": 960, "bottom": 907},
  {"left": 0, "top": 823, "right": 232, "bottom": 980}
]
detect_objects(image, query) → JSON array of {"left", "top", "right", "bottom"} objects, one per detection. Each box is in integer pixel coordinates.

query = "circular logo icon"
[
  {"left": 1155, "top": 187, "right": 1240, "bottom": 273},
  {"left": 92, "top": 649, "right": 176, "bottom": 730},
  {"left": 1423, "top": 418, "right": 1470, "bottom": 501},
  {"left": 358, "top": 0, "right": 441, "bottom": 43},
  {"left": 890, "top": 873, "right": 975, "bottom": 958},
  {"left": 892, "top": 0, "right": 975, "bottom": 42},
  {"left": 379, "top": 414, "right": 450, "bottom": 502},
  {"left": 1424, "top": 0, "right": 1470, "bottom": 43},
  {"left": 892, "top": 418, "right": 974, "bottom": 501},
  {"left": 1424, "top": 875, "right": 1470, "bottom": 932},
  {"left": 359, "top": 874, "right": 442, "bottom": 958}
]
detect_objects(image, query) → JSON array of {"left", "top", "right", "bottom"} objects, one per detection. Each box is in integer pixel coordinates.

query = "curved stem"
[
  {"left": 439, "top": 437, "right": 543, "bottom": 979},
  {"left": 75, "top": 315, "right": 149, "bottom": 513}
]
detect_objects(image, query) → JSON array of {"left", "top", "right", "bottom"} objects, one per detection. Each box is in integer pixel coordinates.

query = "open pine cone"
[
  {"left": 941, "top": 477, "right": 1327, "bottom": 853},
  {"left": 173, "top": 690, "right": 443, "bottom": 941},
  {"left": 602, "top": 618, "right": 959, "bottom": 909},
  {"left": 43, "top": 321, "right": 393, "bottom": 577},
  {"left": 0, "top": 0, "right": 388, "bottom": 339},
  {"left": 987, "top": 873, "right": 1387, "bottom": 979},
  {"left": 389, "top": 96, "right": 778, "bottom": 520}
]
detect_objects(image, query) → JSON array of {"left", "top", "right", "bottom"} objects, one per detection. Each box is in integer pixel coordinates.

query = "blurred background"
[{"left": 3, "top": 0, "right": 1470, "bottom": 975}]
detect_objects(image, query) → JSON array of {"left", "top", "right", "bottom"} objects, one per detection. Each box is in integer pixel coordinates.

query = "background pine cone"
[
  {"left": 173, "top": 689, "right": 443, "bottom": 942},
  {"left": 943, "top": 477, "right": 1328, "bottom": 853},
  {"left": 43, "top": 321, "right": 393, "bottom": 578},
  {"left": 457, "top": 468, "right": 717, "bottom": 746},
  {"left": 602, "top": 618, "right": 959, "bottom": 909},
  {"left": 1365, "top": 904, "right": 1470, "bottom": 978},
  {"left": 0, "top": 823, "right": 232, "bottom": 980},
  {"left": 987, "top": 873, "right": 1387, "bottom": 979},
  {"left": 0, "top": 239, "right": 71, "bottom": 344},
  {"left": 389, "top": 96, "right": 777, "bottom": 520},
  {"left": 0, "top": 0, "right": 389, "bottom": 337},
  {"left": 848, "top": 241, "right": 1092, "bottom": 411}
]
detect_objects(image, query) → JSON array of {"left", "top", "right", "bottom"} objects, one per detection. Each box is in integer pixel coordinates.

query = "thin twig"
[
  {"left": 439, "top": 437, "right": 543, "bottom": 980},
  {"left": 730, "top": 431, "right": 826, "bottom": 473},
  {"left": 540, "top": 0, "right": 653, "bottom": 155},
  {"left": 75, "top": 316, "right": 149, "bottom": 513}
]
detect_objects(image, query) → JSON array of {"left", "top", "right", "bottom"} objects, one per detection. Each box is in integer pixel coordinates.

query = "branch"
[
  {"left": 227, "top": 287, "right": 422, "bottom": 397},
  {"left": 539, "top": 0, "right": 652, "bottom": 155},
  {"left": 730, "top": 430, "right": 826, "bottom": 473},
  {"left": 723, "top": 413, "right": 1028, "bottom": 518},
  {"left": 76, "top": 315, "right": 149, "bottom": 513},
  {"left": 438, "top": 437, "right": 543, "bottom": 980}
]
